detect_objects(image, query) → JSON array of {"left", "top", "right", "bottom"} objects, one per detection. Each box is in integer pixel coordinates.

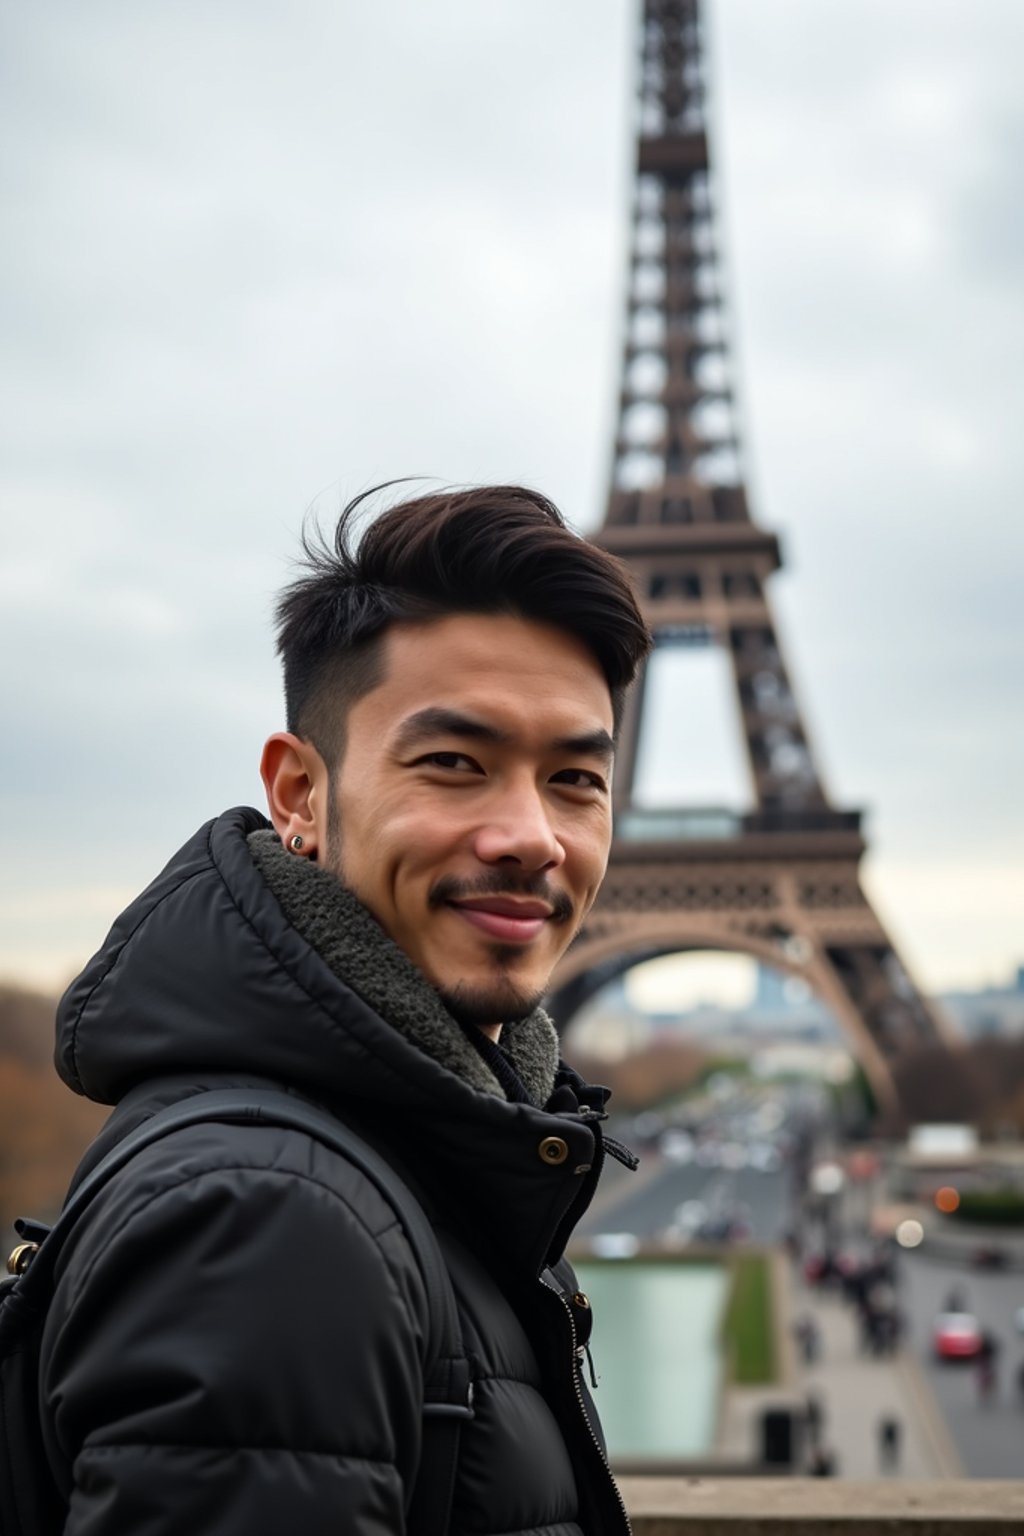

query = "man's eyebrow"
[
  {"left": 392, "top": 709, "right": 615, "bottom": 762},
  {"left": 393, "top": 708, "right": 511, "bottom": 753},
  {"left": 552, "top": 728, "right": 616, "bottom": 763}
]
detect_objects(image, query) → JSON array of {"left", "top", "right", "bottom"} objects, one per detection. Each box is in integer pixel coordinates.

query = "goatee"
[{"left": 438, "top": 976, "right": 546, "bottom": 1031}]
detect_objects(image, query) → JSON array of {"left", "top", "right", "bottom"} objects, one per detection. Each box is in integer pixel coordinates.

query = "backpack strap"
[{"left": 40, "top": 1088, "right": 472, "bottom": 1536}]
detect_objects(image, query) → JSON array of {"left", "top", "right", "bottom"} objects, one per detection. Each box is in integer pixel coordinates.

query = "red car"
[{"left": 933, "top": 1311, "right": 984, "bottom": 1360}]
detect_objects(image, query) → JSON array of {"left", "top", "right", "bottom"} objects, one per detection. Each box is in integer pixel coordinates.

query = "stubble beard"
[{"left": 438, "top": 961, "right": 548, "bottom": 1031}]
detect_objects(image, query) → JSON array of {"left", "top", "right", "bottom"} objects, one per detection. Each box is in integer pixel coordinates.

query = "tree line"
[{"left": 0, "top": 984, "right": 106, "bottom": 1245}]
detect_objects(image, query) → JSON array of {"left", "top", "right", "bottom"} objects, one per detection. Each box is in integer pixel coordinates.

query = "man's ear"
[{"left": 260, "top": 733, "right": 328, "bottom": 858}]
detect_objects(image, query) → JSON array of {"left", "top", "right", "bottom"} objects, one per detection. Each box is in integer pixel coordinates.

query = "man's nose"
[{"left": 472, "top": 780, "right": 566, "bottom": 871}]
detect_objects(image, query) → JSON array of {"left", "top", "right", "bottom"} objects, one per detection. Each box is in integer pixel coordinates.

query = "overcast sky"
[{"left": 2, "top": 0, "right": 1021, "bottom": 1006}]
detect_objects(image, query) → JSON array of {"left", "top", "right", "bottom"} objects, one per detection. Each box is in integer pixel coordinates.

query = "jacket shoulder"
[
  {"left": 43, "top": 1118, "right": 432, "bottom": 1532},
  {"left": 56, "top": 1114, "right": 430, "bottom": 1312}
]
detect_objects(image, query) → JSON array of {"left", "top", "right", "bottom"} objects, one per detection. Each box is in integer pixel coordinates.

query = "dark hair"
[{"left": 275, "top": 483, "right": 652, "bottom": 767}]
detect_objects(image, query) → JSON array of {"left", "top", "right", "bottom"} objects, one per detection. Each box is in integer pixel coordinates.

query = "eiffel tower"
[{"left": 549, "top": 0, "right": 948, "bottom": 1116}]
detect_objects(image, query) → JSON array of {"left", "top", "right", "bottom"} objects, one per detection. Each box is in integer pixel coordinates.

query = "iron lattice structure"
[{"left": 549, "top": 0, "right": 948, "bottom": 1114}]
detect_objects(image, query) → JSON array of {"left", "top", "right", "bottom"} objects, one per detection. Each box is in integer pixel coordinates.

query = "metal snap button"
[
  {"left": 6, "top": 1242, "right": 38, "bottom": 1277},
  {"left": 572, "top": 1290, "right": 591, "bottom": 1310},
  {"left": 538, "top": 1136, "right": 569, "bottom": 1165}
]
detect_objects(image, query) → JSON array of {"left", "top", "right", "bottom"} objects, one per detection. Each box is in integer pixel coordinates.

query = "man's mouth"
[{"left": 447, "top": 895, "right": 552, "bottom": 945}]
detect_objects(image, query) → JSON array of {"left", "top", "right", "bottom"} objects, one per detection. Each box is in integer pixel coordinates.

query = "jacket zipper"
[{"left": 541, "top": 1276, "right": 633, "bottom": 1536}]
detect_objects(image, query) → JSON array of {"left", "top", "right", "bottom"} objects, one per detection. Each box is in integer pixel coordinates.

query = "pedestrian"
[
  {"left": 861, "top": 1301, "right": 880, "bottom": 1355},
  {"left": 869, "top": 1298, "right": 902, "bottom": 1357},
  {"left": 876, "top": 1240, "right": 899, "bottom": 1287},
  {"left": 976, "top": 1331, "right": 1000, "bottom": 1405},
  {"left": 794, "top": 1314, "right": 820, "bottom": 1364},
  {"left": 808, "top": 1444, "right": 837, "bottom": 1477},
  {"left": 877, "top": 1414, "right": 902, "bottom": 1472},
  {"left": 38, "top": 485, "right": 652, "bottom": 1533},
  {"left": 804, "top": 1391, "right": 825, "bottom": 1448}
]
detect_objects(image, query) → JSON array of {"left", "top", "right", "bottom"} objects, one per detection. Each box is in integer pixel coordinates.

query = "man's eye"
[
  {"left": 420, "top": 752, "right": 478, "bottom": 772},
  {"left": 552, "top": 769, "right": 607, "bottom": 793}
]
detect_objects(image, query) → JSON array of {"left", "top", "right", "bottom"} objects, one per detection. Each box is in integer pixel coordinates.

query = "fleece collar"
[{"left": 247, "top": 830, "right": 559, "bottom": 1106}]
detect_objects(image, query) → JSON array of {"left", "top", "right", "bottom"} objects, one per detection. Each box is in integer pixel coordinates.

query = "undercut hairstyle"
[{"left": 275, "top": 483, "right": 652, "bottom": 768}]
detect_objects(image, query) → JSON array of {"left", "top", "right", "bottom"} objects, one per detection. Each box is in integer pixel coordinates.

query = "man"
[{"left": 45, "top": 485, "right": 651, "bottom": 1535}]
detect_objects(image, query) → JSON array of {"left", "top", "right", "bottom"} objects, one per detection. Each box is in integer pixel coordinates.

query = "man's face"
[{"left": 324, "top": 612, "right": 615, "bottom": 1029}]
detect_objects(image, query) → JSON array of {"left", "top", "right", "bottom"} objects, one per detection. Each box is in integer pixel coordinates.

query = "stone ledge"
[{"left": 619, "top": 1477, "right": 1024, "bottom": 1534}]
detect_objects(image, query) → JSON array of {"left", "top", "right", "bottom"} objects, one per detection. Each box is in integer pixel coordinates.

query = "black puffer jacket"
[{"left": 45, "top": 808, "right": 631, "bottom": 1536}]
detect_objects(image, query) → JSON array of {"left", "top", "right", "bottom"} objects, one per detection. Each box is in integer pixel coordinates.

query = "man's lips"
[{"left": 447, "top": 896, "right": 552, "bottom": 944}]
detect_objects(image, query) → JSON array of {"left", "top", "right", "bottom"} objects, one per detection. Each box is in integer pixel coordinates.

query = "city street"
[
  {"left": 901, "top": 1251, "right": 1024, "bottom": 1477},
  {"left": 577, "top": 1154, "right": 791, "bottom": 1247},
  {"left": 576, "top": 1104, "right": 1024, "bottom": 1478},
  {"left": 578, "top": 1085, "right": 802, "bottom": 1248}
]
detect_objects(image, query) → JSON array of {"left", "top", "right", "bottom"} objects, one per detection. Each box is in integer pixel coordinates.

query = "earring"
[{"left": 289, "top": 834, "right": 305, "bottom": 852}]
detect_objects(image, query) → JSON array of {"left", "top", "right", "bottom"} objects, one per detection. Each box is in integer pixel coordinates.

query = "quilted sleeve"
[{"left": 42, "top": 1130, "right": 430, "bottom": 1536}]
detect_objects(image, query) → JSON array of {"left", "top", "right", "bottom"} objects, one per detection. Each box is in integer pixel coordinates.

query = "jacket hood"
[{"left": 56, "top": 808, "right": 604, "bottom": 1273}]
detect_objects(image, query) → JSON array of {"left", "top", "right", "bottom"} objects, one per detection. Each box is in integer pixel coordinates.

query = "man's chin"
[{"left": 437, "top": 977, "right": 547, "bottom": 1031}]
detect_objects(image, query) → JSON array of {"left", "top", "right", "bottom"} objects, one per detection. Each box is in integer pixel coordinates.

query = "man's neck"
[{"left": 476, "top": 1021, "right": 502, "bottom": 1044}]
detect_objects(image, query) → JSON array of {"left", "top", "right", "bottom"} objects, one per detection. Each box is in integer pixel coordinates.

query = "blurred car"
[
  {"left": 673, "top": 1199, "right": 708, "bottom": 1234},
  {"left": 659, "top": 1129, "right": 695, "bottom": 1164},
  {"left": 749, "top": 1141, "right": 782, "bottom": 1173},
  {"left": 695, "top": 1215, "right": 750, "bottom": 1243},
  {"left": 933, "top": 1311, "right": 984, "bottom": 1361},
  {"left": 971, "top": 1245, "right": 1009, "bottom": 1271}
]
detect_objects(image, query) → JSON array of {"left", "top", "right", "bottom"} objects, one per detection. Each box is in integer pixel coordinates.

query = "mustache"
[{"left": 429, "top": 872, "right": 574, "bottom": 925}]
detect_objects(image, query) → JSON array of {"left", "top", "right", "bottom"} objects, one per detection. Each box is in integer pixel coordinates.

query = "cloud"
[{"left": 1, "top": 0, "right": 1021, "bottom": 999}]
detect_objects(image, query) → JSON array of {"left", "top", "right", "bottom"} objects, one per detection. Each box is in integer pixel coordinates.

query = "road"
[
  {"left": 901, "top": 1250, "right": 1024, "bottom": 1477},
  {"left": 576, "top": 1153, "right": 791, "bottom": 1246},
  {"left": 580, "top": 1111, "right": 1024, "bottom": 1478}
]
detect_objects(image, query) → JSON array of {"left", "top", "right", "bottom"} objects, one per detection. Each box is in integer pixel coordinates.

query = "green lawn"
[{"left": 722, "top": 1254, "right": 777, "bottom": 1384}]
